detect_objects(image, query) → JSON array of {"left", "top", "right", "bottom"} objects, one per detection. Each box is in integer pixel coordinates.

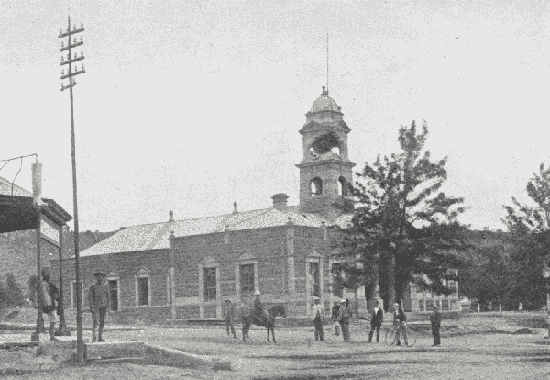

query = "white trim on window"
[
  {"left": 306, "top": 256, "right": 323, "bottom": 317},
  {"left": 235, "top": 258, "right": 258, "bottom": 300},
  {"left": 135, "top": 268, "right": 151, "bottom": 307},
  {"left": 106, "top": 272, "right": 121, "bottom": 311}
]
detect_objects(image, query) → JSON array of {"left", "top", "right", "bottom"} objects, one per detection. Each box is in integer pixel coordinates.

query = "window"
[
  {"left": 450, "top": 299, "right": 457, "bottom": 310},
  {"left": 418, "top": 300, "right": 424, "bottom": 312},
  {"left": 447, "top": 280, "right": 457, "bottom": 292},
  {"left": 310, "top": 177, "right": 323, "bottom": 196},
  {"left": 203, "top": 267, "right": 217, "bottom": 301},
  {"left": 435, "top": 300, "right": 441, "bottom": 309},
  {"left": 309, "top": 262, "right": 320, "bottom": 297},
  {"left": 425, "top": 299, "right": 434, "bottom": 309},
  {"left": 135, "top": 268, "right": 150, "bottom": 307},
  {"left": 137, "top": 277, "right": 149, "bottom": 306},
  {"left": 338, "top": 176, "right": 347, "bottom": 196},
  {"left": 442, "top": 299, "right": 449, "bottom": 311},
  {"left": 332, "top": 263, "right": 344, "bottom": 298},
  {"left": 240, "top": 263, "right": 255, "bottom": 298}
]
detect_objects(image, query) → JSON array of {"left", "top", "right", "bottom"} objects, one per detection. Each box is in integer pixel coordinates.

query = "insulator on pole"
[
  {"left": 80, "top": 36, "right": 83, "bottom": 42},
  {"left": 61, "top": 69, "right": 64, "bottom": 75},
  {"left": 81, "top": 51, "right": 84, "bottom": 57},
  {"left": 61, "top": 42, "right": 64, "bottom": 48},
  {"left": 60, "top": 56, "right": 64, "bottom": 62},
  {"left": 60, "top": 28, "right": 63, "bottom": 34},
  {"left": 81, "top": 23, "right": 83, "bottom": 28},
  {"left": 60, "top": 83, "right": 63, "bottom": 89},
  {"left": 73, "top": 24, "right": 76, "bottom": 30}
]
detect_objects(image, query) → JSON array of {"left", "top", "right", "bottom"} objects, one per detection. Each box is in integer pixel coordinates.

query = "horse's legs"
[{"left": 267, "top": 326, "right": 270, "bottom": 342}]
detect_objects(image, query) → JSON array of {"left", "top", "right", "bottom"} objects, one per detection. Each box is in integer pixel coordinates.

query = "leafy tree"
[
  {"left": 333, "top": 120, "right": 470, "bottom": 310},
  {"left": 503, "top": 163, "right": 550, "bottom": 310},
  {"left": 458, "top": 244, "right": 512, "bottom": 308}
]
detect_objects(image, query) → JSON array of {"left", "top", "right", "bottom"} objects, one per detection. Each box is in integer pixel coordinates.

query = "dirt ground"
[{"left": 3, "top": 312, "right": 550, "bottom": 379}]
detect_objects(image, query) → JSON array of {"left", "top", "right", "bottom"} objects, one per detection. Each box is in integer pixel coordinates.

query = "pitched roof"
[
  {"left": 80, "top": 206, "right": 349, "bottom": 258},
  {"left": 0, "top": 176, "right": 32, "bottom": 197}
]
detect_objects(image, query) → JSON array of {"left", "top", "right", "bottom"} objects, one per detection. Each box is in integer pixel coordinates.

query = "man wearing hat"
[
  {"left": 393, "top": 302, "right": 408, "bottom": 346},
  {"left": 88, "top": 270, "right": 110, "bottom": 342},
  {"left": 311, "top": 296, "right": 325, "bottom": 341},
  {"left": 33, "top": 268, "right": 60, "bottom": 341},
  {"left": 368, "top": 300, "right": 384, "bottom": 343},
  {"left": 253, "top": 290, "right": 269, "bottom": 323},
  {"left": 430, "top": 305, "right": 442, "bottom": 347},
  {"left": 338, "top": 299, "right": 352, "bottom": 342}
]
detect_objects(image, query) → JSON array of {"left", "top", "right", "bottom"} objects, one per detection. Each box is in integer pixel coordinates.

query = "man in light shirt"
[{"left": 311, "top": 296, "right": 325, "bottom": 341}]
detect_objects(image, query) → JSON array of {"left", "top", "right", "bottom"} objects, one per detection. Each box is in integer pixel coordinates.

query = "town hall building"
[{"left": 51, "top": 87, "right": 459, "bottom": 323}]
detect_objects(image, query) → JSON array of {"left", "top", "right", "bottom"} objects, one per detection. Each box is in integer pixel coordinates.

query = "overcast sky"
[{"left": 1, "top": 0, "right": 548, "bottom": 232}]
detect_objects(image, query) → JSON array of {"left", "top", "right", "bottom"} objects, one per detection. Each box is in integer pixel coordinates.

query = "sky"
[{"left": 0, "top": 0, "right": 549, "bottom": 233}]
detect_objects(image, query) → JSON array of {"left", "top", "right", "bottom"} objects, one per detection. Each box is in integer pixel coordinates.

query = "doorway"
[{"left": 108, "top": 280, "right": 118, "bottom": 311}]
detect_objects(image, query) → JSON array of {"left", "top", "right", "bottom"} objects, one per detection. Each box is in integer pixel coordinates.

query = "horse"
[{"left": 239, "top": 304, "right": 286, "bottom": 343}]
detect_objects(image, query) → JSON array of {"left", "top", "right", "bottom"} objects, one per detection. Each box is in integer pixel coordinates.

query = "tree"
[
  {"left": 333, "top": 120, "right": 470, "bottom": 310},
  {"left": 458, "top": 244, "right": 512, "bottom": 308},
  {"left": 503, "top": 162, "right": 550, "bottom": 310}
]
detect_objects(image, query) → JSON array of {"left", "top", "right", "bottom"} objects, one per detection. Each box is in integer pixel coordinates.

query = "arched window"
[
  {"left": 338, "top": 176, "right": 347, "bottom": 196},
  {"left": 310, "top": 177, "right": 323, "bottom": 196}
]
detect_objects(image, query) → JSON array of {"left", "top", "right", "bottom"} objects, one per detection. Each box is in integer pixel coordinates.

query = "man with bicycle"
[{"left": 393, "top": 302, "right": 408, "bottom": 346}]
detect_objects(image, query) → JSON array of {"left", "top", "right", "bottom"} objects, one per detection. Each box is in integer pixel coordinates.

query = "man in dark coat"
[
  {"left": 431, "top": 306, "right": 442, "bottom": 346},
  {"left": 88, "top": 270, "right": 110, "bottom": 342},
  {"left": 338, "top": 299, "right": 352, "bottom": 342},
  {"left": 393, "top": 302, "right": 408, "bottom": 346},
  {"left": 331, "top": 300, "right": 341, "bottom": 336},
  {"left": 368, "top": 300, "right": 384, "bottom": 343}
]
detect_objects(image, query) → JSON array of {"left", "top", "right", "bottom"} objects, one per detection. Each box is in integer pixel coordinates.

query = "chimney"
[
  {"left": 169, "top": 210, "right": 174, "bottom": 222},
  {"left": 271, "top": 193, "right": 289, "bottom": 211},
  {"left": 232, "top": 201, "right": 238, "bottom": 215}
]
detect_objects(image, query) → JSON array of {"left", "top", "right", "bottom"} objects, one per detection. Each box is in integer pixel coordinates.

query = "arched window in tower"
[
  {"left": 310, "top": 177, "right": 323, "bottom": 196},
  {"left": 338, "top": 176, "right": 347, "bottom": 196}
]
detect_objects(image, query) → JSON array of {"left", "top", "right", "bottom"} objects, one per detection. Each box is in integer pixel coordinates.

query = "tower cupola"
[{"left": 296, "top": 87, "right": 356, "bottom": 219}]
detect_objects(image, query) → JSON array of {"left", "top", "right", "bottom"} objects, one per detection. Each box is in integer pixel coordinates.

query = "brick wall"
[{"left": 50, "top": 248, "right": 171, "bottom": 311}]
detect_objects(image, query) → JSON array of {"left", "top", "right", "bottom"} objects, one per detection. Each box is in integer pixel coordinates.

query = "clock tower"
[{"left": 296, "top": 87, "right": 356, "bottom": 220}]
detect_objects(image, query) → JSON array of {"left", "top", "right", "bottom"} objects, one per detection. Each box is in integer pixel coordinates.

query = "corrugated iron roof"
[
  {"left": 80, "top": 207, "right": 349, "bottom": 258},
  {"left": 0, "top": 176, "right": 32, "bottom": 197}
]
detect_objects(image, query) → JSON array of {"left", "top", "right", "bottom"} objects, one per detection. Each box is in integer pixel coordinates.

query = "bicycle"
[{"left": 384, "top": 322, "right": 417, "bottom": 347}]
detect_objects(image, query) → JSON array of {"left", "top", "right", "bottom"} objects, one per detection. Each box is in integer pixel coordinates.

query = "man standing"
[
  {"left": 338, "top": 299, "right": 352, "bottom": 342},
  {"left": 88, "top": 270, "right": 110, "bottom": 342},
  {"left": 368, "top": 300, "right": 384, "bottom": 343},
  {"left": 224, "top": 300, "right": 237, "bottom": 338},
  {"left": 332, "top": 300, "right": 341, "bottom": 336},
  {"left": 35, "top": 269, "right": 60, "bottom": 342},
  {"left": 393, "top": 302, "right": 408, "bottom": 346},
  {"left": 311, "top": 296, "right": 325, "bottom": 341},
  {"left": 430, "top": 306, "right": 442, "bottom": 347}
]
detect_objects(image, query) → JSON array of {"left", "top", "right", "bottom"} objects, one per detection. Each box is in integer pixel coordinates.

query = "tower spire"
[{"left": 326, "top": 32, "right": 329, "bottom": 95}]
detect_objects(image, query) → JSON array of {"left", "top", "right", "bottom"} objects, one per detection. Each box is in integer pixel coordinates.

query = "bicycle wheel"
[
  {"left": 405, "top": 327, "right": 417, "bottom": 347},
  {"left": 384, "top": 328, "right": 396, "bottom": 346}
]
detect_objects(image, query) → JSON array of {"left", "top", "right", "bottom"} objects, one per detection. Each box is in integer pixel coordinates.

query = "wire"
[
  {"left": 11, "top": 157, "right": 23, "bottom": 196},
  {"left": 0, "top": 153, "right": 38, "bottom": 163}
]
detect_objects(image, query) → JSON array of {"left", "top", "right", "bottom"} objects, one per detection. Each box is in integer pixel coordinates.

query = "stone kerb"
[{"left": 143, "top": 343, "right": 231, "bottom": 370}]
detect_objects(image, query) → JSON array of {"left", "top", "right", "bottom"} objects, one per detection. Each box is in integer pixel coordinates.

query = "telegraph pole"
[{"left": 59, "top": 16, "right": 86, "bottom": 363}]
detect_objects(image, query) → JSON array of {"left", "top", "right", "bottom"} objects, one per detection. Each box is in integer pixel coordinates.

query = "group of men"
[
  {"left": 313, "top": 298, "right": 442, "bottom": 346},
  {"left": 35, "top": 269, "right": 111, "bottom": 343}
]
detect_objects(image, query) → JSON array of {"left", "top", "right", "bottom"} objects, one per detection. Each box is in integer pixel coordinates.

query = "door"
[{"left": 108, "top": 280, "right": 118, "bottom": 311}]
